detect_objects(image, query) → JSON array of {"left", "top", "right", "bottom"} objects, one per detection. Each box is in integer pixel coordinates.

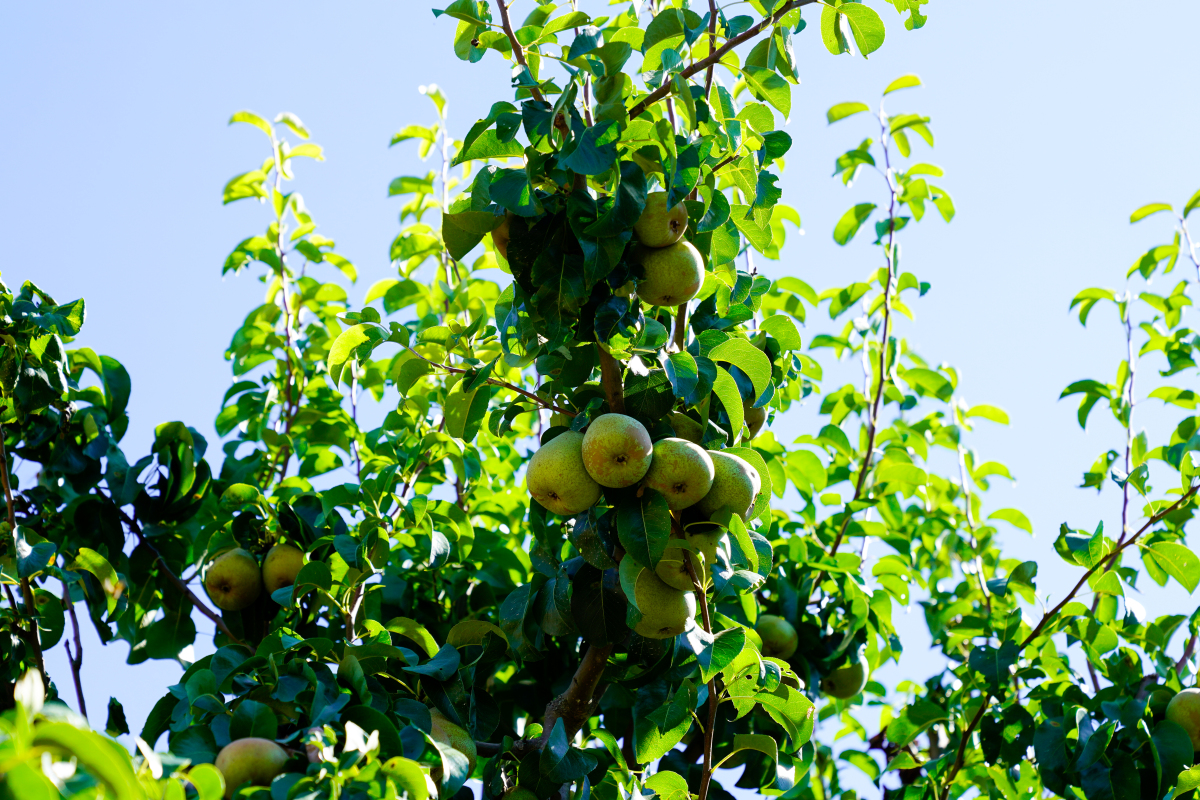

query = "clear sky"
[{"left": 5, "top": 0, "right": 1200, "bottom": 787}]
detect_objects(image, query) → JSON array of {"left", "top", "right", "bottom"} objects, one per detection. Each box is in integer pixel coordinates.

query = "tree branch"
[
  {"left": 597, "top": 346, "right": 626, "bottom": 414},
  {"left": 685, "top": 548, "right": 718, "bottom": 800},
  {"left": 498, "top": 0, "right": 546, "bottom": 104},
  {"left": 943, "top": 694, "right": 989, "bottom": 790},
  {"left": 0, "top": 422, "right": 45, "bottom": 684},
  {"left": 406, "top": 345, "right": 577, "bottom": 417},
  {"left": 704, "top": 0, "right": 718, "bottom": 96},
  {"left": 60, "top": 577, "right": 88, "bottom": 720},
  {"left": 628, "top": 0, "right": 819, "bottom": 121}
]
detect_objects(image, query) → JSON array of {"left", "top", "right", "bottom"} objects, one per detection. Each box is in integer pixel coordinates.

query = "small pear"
[
  {"left": 430, "top": 708, "right": 478, "bottom": 774},
  {"left": 1149, "top": 688, "right": 1176, "bottom": 719},
  {"left": 634, "top": 241, "right": 705, "bottom": 307},
  {"left": 634, "top": 191, "right": 689, "bottom": 248},
  {"left": 655, "top": 537, "right": 705, "bottom": 591},
  {"left": 215, "top": 737, "right": 289, "bottom": 798},
  {"left": 204, "top": 548, "right": 262, "bottom": 611},
  {"left": 743, "top": 403, "right": 767, "bottom": 440},
  {"left": 631, "top": 569, "right": 696, "bottom": 639},
  {"left": 263, "top": 544, "right": 305, "bottom": 595},
  {"left": 581, "top": 414, "right": 653, "bottom": 488},
  {"left": 755, "top": 615, "right": 798, "bottom": 659},
  {"left": 526, "top": 431, "right": 602, "bottom": 516},
  {"left": 643, "top": 438, "right": 715, "bottom": 511},
  {"left": 697, "top": 451, "right": 761, "bottom": 522},
  {"left": 669, "top": 412, "right": 705, "bottom": 444},
  {"left": 1167, "top": 688, "right": 1200, "bottom": 749},
  {"left": 821, "top": 657, "right": 869, "bottom": 699},
  {"left": 491, "top": 215, "right": 511, "bottom": 261}
]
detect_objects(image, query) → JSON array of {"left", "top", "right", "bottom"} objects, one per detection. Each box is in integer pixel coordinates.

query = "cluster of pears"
[
  {"left": 203, "top": 542, "right": 306, "bottom": 611},
  {"left": 526, "top": 412, "right": 761, "bottom": 640},
  {"left": 630, "top": 192, "right": 705, "bottom": 307}
]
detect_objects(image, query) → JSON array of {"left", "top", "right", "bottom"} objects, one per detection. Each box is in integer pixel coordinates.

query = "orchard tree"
[{"left": 5, "top": 2, "right": 1200, "bottom": 800}]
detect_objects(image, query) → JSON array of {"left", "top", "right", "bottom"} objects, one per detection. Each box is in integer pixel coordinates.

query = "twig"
[
  {"left": 497, "top": 0, "right": 546, "bottom": 104},
  {"left": 0, "top": 423, "right": 45, "bottom": 684},
  {"left": 704, "top": 0, "right": 718, "bottom": 95},
  {"left": 597, "top": 346, "right": 626, "bottom": 414},
  {"left": 405, "top": 345, "right": 577, "bottom": 417},
  {"left": 60, "top": 578, "right": 88, "bottom": 720},
  {"left": 672, "top": 303, "right": 688, "bottom": 352},
  {"left": 942, "top": 695, "right": 989, "bottom": 790},
  {"left": 628, "top": 0, "right": 819, "bottom": 121},
  {"left": 1177, "top": 630, "right": 1199, "bottom": 677},
  {"left": 685, "top": 549, "right": 718, "bottom": 800}
]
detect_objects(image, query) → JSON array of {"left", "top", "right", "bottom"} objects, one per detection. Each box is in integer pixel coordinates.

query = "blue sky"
[{"left": 5, "top": 0, "right": 1200, "bottom": 786}]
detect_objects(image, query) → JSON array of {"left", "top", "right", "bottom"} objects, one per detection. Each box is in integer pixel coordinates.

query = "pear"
[
  {"left": 631, "top": 569, "right": 696, "bottom": 639},
  {"left": 215, "top": 737, "right": 289, "bottom": 798},
  {"left": 204, "top": 548, "right": 262, "bottom": 611},
  {"left": 581, "top": 413, "right": 653, "bottom": 488},
  {"left": 1149, "top": 688, "right": 1176, "bottom": 719},
  {"left": 491, "top": 215, "right": 511, "bottom": 261},
  {"left": 821, "top": 657, "right": 869, "bottom": 699},
  {"left": 263, "top": 544, "right": 305, "bottom": 595},
  {"left": 643, "top": 438, "right": 715, "bottom": 511},
  {"left": 634, "top": 241, "right": 704, "bottom": 307},
  {"left": 669, "top": 412, "right": 705, "bottom": 445},
  {"left": 634, "top": 191, "right": 689, "bottom": 248},
  {"left": 697, "top": 451, "right": 761, "bottom": 522},
  {"left": 430, "top": 708, "right": 478, "bottom": 774},
  {"left": 755, "top": 615, "right": 798, "bottom": 659},
  {"left": 743, "top": 403, "right": 767, "bottom": 440},
  {"left": 655, "top": 537, "right": 705, "bottom": 591},
  {"left": 526, "top": 431, "right": 601, "bottom": 516},
  {"left": 1167, "top": 688, "right": 1200, "bottom": 749}
]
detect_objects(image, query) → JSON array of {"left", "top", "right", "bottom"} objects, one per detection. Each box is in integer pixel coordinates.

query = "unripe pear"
[
  {"left": 215, "top": 737, "right": 289, "bottom": 798},
  {"left": 204, "top": 548, "right": 262, "bottom": 611},
  {"left": 491, "top": 215, "right": 511, "bottom": 261},
  {"left": 821, "top": 658, "right": 868, "bottom": 699},
  {"left": 581, "top": 414, "right": 653, "bottom": 488},
  {"left": 634, "top": 241, "right": 704, "bottom": 307},
  {"left": 755, "top": 615, "right": 798, "bottom": 659},
  {"left": 697, "top": 451, "right": 761, "bottom": 522},
  {"left": 669, "top": 412, "right": 705, "bottom": 444},
  {"left": 634, "top": 191, "right": 689, "bottom": 248},
  {"left": 631, "top": 569, "right": 696, "bottom": 639},
  {"left": 655, "top": 537, "right": 705, "bottom": 591},
  {"left": 1149, "top": 687, "right": 1176, "bottom": 719},
  {"left": 1167, "top": 688, "right": 1200, "bottom": 749},
  {"left": 527, "top": 431, "right": 601, "bottom": 516},
  {"left": 643, "top": 438, "right": 715, "bottom": 510},
  {"left": 430, "top": 708, "right": 478, "bottom": 774},
  {"left": 743, "top": 403, "right": 767, "bottom": 440},
  {"left": 263, "top": 544, "right": 305, "bottom": 595}
]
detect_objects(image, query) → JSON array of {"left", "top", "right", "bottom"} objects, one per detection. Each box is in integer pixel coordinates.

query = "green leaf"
[
  {"left": 644, "top": 771, "right": 690, "bottom": 800},
  {"left": 760, "top": 315, "right": 802, "bottom": 350},
  {"left": 966, "top": 404, "right": 1010, "bottom": 425},
  {"left": 444, "top": 380, "right": 491, "bottom": 443},
  {"left": 886, "top": 700, "right": 948, "bottom": 747},
  {"left": 327, "top": 323, "right": 385, "bottom": 387},
  {"left": 1131, "top": 202, "right": 1173, "bottom": 223},
  {"left": 1184, "top": 187, "right": 1200, "bottom": 219},
  {"left": 33, "top": 723, "right": 141, "bottom": 800},
  {"left": 229, "top": 111, "right": 273, "bottom": 139},
  {"left": 839, "top": 4, "right": 886, "bottom": 56},
  {"left": 67, "top": 548, "right": 123, "bottom": 614},
  {"left": 1144, "top": 542, "right": 1200, "bottom": 592},
  {"left": 685, "top": 625, "right": 747, "bottom": 683},
  {"left": 616, "top": 489, "right": 672, "bottom": 569},
  {"left": 707, "top": 338, "right": 771, "bottom": 400},
  {"left": 539, "top": 11, "right": 590, "bottom": 39},
  {"left": 219, "top": 483, "right": 261, "bottom": 510},
  {"left": 450, "top": 130, "right": 525, "bottom": 166},
  {"left": 833, "top": 203, "right": 877, "bottom": 245},
  {"left": 742, "top": 68, "right": 791, "bottom": 119},
  {"left": 827, "top": 102, "right": 871, "bottom": 124},
  {"left": 988, "top": 508, "right": 1032, "bottom": 534},
  {"left": 883, "top": 74, "right": 921, "bottom": 95},
  {"left": 712, "top": 367, "right": 743, "bottom": 446},
  {"left": 725, "top": 733, "right": 778, "bottom": 766}
]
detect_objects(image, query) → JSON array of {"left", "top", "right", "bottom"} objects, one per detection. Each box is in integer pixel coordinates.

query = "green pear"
[
  {"left": 430, "top": 708, "right": 478, "bottom": 774},
  {"left": 697, "top": 451, "right": 761, "bottom": 522},
  {"left": 1167, "top": 688, "right": 1200, "bottom": 749},
  {"left": 821, "top": 657, "right": 868, "bottom": 699},
  {"left": 204, "top": 548, "right": 262, "bottom": 611},
  {"left": 643, "top": 438, "right": 715, "bottom": 510},
  {"left": 526, "top": 431, "right": 601, "bottom": 516},
  {"left": 581, "top": 413, "right": 653, "bottom": 488},
  {"left": 655, "top": 537, "right": 705, "bottom": 591},
  {"left": 491, "top": 215, "right": 511, "bottom": 261},
  {"left": 631, "top": 569, "right": 696, "bottom": 639},
  {"left": 634, "top": 241, "right": 704, "bottom": 307},
  {"left": 669, "top": 412, "right": 705, "bottom": 444},
  {"left": 262, "top": 544, "right": 305, "bottom": 595},
  {"left": 686, "top": 528, "right": 725, "bottom": 572},
  {"left": 755, "top": 615, "right": 798, "bottom": 659},
  {"left": 743, "top": 403, "right": 767, "bottom": 440},
  {"left": 634, "top": 191, "right": 689, "bottom": 248},
  {"left": 215, "top": 737, "right": 289, "bottom": 798},
  {"left": 1149, "top": 688, "right": 1176, "bottom": 719}
]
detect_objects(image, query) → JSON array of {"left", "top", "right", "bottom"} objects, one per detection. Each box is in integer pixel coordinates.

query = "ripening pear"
[
  {"left": 634, "top": 241, "right": 705, "bottom": 307},
  {"left": 743, "top": 402, "right": 767, "bottom": 440},
  {"left": 697, "top": 451, "right": 761, "bottom": 522},
  {"left": 643, "top": 438, "right": 715, "bottom": 510},
  {"left": 263, "top": 544, "right": 305, "bottom": 595},
  {"left": 491, "top": 215, "right": 511, "bottom": 261},
  {"left": 755, "top": 615, "right": 798, "bottom": 659},
  {"left": 526, "top": 431, "right": 601, "bottom": 516},
  {"left": 215, "top": 737, "right": 289, "bottom": 798},
  {"left": 631, "top": 569, "right": 696, "bottom": 639},
  {"left": 821, "top": 657, "right": 869, "bottom": 699},
  {"left": 1149, "top": 688, "right": 1176, "bottom": 719},
  {"left": 634, "top": 191, "right": 689, "bottom": 248},
  {"left": 669, "top": 412, "right": 705, "bottom": 445},
  {"left": 430, "top": 708, "right": 478, "bottom": 774},
  {"left": 655, "top": 537, "right": 704, "bottom": 591},
  {"left": 1167, "top": 688, "right": 1200, "bottom": 749},
  {"left": 204, "top": 548, "right": 262, "bottom": 611},
  {"left": 581, "top": 414, "right": 653, "bottom": 488}
]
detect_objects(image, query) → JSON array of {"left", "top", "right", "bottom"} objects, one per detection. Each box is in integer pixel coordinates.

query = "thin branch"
[
  {"left": 943, "top": 695, "right": 989, "bottom": 790},
  {"left": 672, "top": 303, "right": 689, "bottom": 352},
  {"left": 406, "top": 345, "right": 577, "bottom": 416},
  {"left": 704, "top": 0, "right": 718, "bottom": 95},
  {"left": 0, "top": 422, "right": 45, "bottom": 684},
  {"left": 597, "top": 346, "right": 626, "bottom": 414},
  {"left": 628, "top": 0, "right": 819, "bottom": 121},
  {"left": 60, "top": 578, "right": 88, "bottom": 720},
  {"left": 498, "top": 0, "right": 546, "bottom": 104},
  {"left": 1177, "top": 630, "right": 1198, "bottom": 677},
  {"left": 685, "top": 545, "right": 718, "bottom": 800}
]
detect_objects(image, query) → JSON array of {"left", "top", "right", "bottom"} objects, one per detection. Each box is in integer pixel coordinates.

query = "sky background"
[{"left": 4, "top": 0, "right": 1200, "bottom": 792}]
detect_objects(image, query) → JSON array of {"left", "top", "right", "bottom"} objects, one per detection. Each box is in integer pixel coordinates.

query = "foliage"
[{"left": 4, "top": 2, "right": 1200, "bottom": 800}]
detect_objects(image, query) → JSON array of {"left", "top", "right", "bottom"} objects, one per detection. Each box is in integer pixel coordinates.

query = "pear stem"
[
  {"left": 672, "top": 303, "right": 688, "bottom": 352},
  {"left": 597, "top": 346, "right": 626, "bottom": 413}
]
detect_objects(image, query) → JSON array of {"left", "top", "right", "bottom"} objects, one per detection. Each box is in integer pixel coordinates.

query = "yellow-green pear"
[
  {"left": 697, "top": 451, "right": 761, "bottom": 522},
  {"left": 1167, "top": 688, "right": 1200, "bottom": 749},
  {"left": 430, "top": 708, "right": 478, "bottom": 774},
  {"left": 655, "top": 537, "right": 705, "bottom": 591},
  {"left": 821, "top": 658, "right": 868, "bottom": 699},
  {"left": 581, "top": 414, "right": 653, "bottom": 488},
  {"left": 755, "top": 615, "right": 798, "bottom": 659},
  {"left": 634, "top": 241, "right": 704, "bottom": 307},
  {"left": 491, "top": 215, "right": 511, "bottom": 261},
  {"left": 743, "top": 403, "right": 767, "bottom": 440},
  {"left": 215, "top": 737, "right": 289, "bottom": 798},
  {"left": 631, "top": 569, "right": 696, "bottom": 639},
  {"left": 669, "top": 412, "right": 705, "bottom": 444},
  {"left": 204, "top": 548, "right": 262, "bottom": 611},
  {"left": 634, "top": 191, "right": 689, "bottom": 248},
  {"left": 686, "top": 528, "right": 725, "bottom": 573},
  {"left": 643, "top": 438, "right": 714, "bottom": 510},
  {"left": 263, "top": 544, "right": 305, "bottom": 595},
  {"left": 526, "top": 431, "right": 602, "bottom": 516}
]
